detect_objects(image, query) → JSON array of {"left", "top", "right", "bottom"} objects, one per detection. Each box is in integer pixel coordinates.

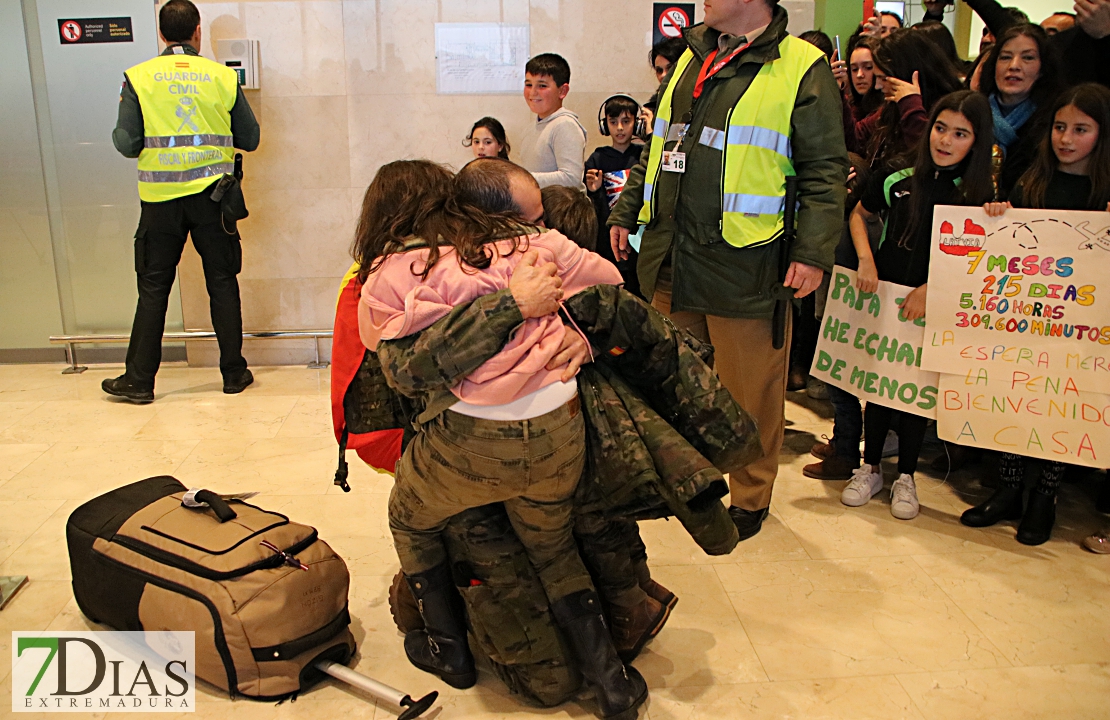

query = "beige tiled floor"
[{"left": 1, "top": 363, "right": 1108, "bottom": 719}]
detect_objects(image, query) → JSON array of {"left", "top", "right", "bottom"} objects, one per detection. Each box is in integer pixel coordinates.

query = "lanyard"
[{"left": 693, "top": 40, "right": 752, "bottom": 99}]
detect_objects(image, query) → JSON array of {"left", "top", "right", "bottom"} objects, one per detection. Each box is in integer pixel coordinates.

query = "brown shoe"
[
  {"left": 788, "top": 369, "right": 808, "bottom": 391},
  {"left": 803, "top": 455, "right": 859, "bottom": 480},
  {"left": 640, "top": 578, "right": 678, "bottom": 612},
  {"left": 388, "top": 570, "right": 425, "bottom": 634},
  {"left": 811, "top": 441, "right": 834, "bottom": 460},
  {"left": 1083, "top": 531, "right": 1110, "bottom": 554},
  {"left": 610, "top": 595, "right": 670, "bottom": 663}
]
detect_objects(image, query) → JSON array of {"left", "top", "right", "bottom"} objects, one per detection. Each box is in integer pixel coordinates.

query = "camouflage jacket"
[{"left": 373, "top": 285, "right": 761, "bottom": 553}]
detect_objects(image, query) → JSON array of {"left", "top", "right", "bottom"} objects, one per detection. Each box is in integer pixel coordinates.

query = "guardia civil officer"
[{"left": 103, "top": 0, "right": 259, "bottom": 403}]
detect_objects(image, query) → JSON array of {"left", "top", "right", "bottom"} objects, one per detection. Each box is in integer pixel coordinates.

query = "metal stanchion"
[
  {"left": 61, "top": 343, "right": 87, "bottom": 375},
  {"left": 307, "top": 335, "right": 329, "bottom": 370},
  {"left": 48, "top": 330, "right": 334, "bottom": 374},
  {"left": 314, "top": 661, "right": 437, "bottom": 719}
]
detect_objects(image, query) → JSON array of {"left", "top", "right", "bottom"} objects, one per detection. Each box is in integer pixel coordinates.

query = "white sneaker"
[
  {"left": 842, "top": 465, "right": 884, "bottom": 507},
  {"left": 890, "top": 474, "right": 920, "bottom": 520},
  {"left": 882, "top": 430, "right": 899, "bottom": 458}
]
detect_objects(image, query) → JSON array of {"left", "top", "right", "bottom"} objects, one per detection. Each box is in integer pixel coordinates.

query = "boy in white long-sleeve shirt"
[{"left": 518, "top": 53, "right": 588, "bottom": 191}]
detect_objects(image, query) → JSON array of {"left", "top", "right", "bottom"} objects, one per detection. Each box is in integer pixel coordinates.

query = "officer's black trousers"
[{"left": 125, "top": 185, "right": 247, "bottom": 388}]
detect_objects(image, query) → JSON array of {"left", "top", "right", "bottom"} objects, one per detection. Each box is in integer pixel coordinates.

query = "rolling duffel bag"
[{"left": 66, "top": 476, "right": 356, "bottom": 700}]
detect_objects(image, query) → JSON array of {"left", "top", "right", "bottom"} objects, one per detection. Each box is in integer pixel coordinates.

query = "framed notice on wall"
[{"left": 434, "top": 23, "right": 529, "bottom": 95}]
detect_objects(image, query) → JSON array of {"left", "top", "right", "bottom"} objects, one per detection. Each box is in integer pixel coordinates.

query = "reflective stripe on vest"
[
  {"left": 637, "top": 49, "right": 696, "bottom": 226},
  {"left": 127, "top": 54, "right": 239, "bottom": 202},
  {"left": 639, "top": 36, "right": 824, "bottom": 248}
]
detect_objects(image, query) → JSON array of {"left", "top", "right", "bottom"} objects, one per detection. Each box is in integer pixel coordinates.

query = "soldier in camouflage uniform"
[
  {"left": 363, "top": 160, "right": 648, "bottom": 720},
  {"left": 340, "top": 161, "right": 758, "bottom": 712}
]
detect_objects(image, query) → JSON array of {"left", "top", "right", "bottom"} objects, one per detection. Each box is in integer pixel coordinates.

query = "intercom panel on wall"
[{"left": 215, "top": 38, "right": 259, "bottom": 89}]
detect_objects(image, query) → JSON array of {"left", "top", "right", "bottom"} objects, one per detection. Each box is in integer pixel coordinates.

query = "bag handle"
[{"left": 182, "top": 488, "right": 238, "bottom": 522}]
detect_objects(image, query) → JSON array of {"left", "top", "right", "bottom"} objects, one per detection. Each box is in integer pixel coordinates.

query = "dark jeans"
[
  {"left": 125, "top": 185, "right": 246, "bottom": 388},
  {"left": 864, "top": 404, "right": 928, "bottom": 475},
  {"left": 827, "top": 383, "right": 863, "bottom": 459}
]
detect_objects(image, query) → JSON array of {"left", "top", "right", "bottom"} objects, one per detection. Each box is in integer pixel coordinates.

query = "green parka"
[{"left": 607, "top": 7, "right": 849, "bottom": 318}]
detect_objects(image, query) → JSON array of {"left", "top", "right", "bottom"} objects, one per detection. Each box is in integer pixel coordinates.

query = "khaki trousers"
[
  {"left": 652, "top": 271, "right": 790, "bottom": 511},
  {"left": 389, "top": 397, "right": 595, "bottom": 603}
]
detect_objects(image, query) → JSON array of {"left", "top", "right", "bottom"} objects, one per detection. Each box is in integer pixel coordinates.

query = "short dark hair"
[
  {"left": 798, "top": 30, "right": 834, "bottom": 59},
  {"left": 541, "top": 186, "right": 596, "bottom": 251},
  {"left": 879, "top": 10, "right": 904, "bottom": 26},
  {"left": 159, "top": 0, "right": 201, "bottom": 43},
  {"left": 604, "top": 95, "right": 640, "bottom": 121},
  {"left": 525, "top": 53, "right": 571, "bottom": 86},
  {"left": 455, "top": 157, "right": 537, "bottom": 217},
  {"left": 649, "top": 37, "right": 688, "bottom": 66}
]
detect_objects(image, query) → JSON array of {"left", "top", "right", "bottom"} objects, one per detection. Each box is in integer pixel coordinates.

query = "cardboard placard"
[
  {"left": 922, "top": 206, "right": 1110, "bottom": 394},
  {"left": 811, "top": 266, "right": 940, "bottom": 418}
]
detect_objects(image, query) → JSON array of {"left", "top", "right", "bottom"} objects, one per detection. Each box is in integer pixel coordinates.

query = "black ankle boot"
[
  {"left": 403, "top": 563, "right": 476, "bottom": 689},
  {"left": 1017, "top": 490, "right": 1056, "bottom": 546},
  {"left": 551, "top": 590, "right": 648, "bottom": 720},
  {"left": 960, "top": 485, "right": 1023, "bottom": 527}
]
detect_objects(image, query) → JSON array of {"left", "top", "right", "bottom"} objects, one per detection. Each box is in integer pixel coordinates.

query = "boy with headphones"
[{"left": 585, "top": 94, "right": 647, "bottom": 298}]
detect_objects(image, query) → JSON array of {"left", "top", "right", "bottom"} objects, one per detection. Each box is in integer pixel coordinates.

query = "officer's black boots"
[
  {"left": 101, "top": 375, "right": 155, "bottom": 403},
  {"left": 551, "top": 589, "right": 648, "bottom": 720},
  {"left": 402, "top": 563, "right": 476, "bottom": 689}
]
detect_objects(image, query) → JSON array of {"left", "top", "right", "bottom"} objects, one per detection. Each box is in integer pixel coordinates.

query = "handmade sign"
[
  {"left": 936, "top": 370, "right": 1110, "bottom": 468},
  {"left": 923, "top": 205, "right": 1110, "bottom": 467},
  {"left": 811, "top": 267, "right": 939, "bottom": 418},
  {"left": 922, "top": 206, "right": 1110, "bottom": 393}
]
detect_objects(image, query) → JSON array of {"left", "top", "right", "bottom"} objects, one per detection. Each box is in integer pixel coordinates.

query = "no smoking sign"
[{"left": 652, "top": 3, "right": 694, "bottom": 45}]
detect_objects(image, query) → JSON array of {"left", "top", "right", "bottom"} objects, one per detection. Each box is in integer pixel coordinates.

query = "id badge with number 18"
[{"left": 661, "top": 150, "right": 686, "bottom": 174}]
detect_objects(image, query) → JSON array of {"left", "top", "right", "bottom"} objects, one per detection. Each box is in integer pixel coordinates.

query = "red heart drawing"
[{"left": 963, "top": 218, "right": 985, "bottom": 236}]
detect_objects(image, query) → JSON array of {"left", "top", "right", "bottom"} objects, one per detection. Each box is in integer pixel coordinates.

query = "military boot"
[
  {"left": 633, "top": 558, "right": 678, "bottom": 612},
  {"left": 551, "top": 589, "right": 648, "bottom": 720},
  {"left": 610, "top": 595, "right": 669, "bottom": 663},
  {"left": 403, "top": 562, "right": 476, "bottom": 689},
  {"left": 389, "top": 570, "right": 424, "bottom": 634}
]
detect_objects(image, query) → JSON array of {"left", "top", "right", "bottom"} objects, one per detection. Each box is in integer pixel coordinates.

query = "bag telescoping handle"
[{"left": 184, "top": 489, "right": 238, "bottom": 522}]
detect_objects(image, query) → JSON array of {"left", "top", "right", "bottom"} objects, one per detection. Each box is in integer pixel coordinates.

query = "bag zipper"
[
  {"left": 113, "top": 530, "right": 318, "bottom": 582},
  {"left": 139, "top": 518, "right": 288, "bottom": 556}
]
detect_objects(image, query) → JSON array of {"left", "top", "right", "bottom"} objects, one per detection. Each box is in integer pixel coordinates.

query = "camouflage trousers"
[
  {"left": 575, "top": 514, "right": 649, "bottom": 608},
  {"left": 390, "top": 396, "right": 595, "bottom": 604}
]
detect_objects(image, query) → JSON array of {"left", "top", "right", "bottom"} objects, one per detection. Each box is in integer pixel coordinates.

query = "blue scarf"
[{"left": 990, "top": 94, "right": 1036, "bottom": 157}]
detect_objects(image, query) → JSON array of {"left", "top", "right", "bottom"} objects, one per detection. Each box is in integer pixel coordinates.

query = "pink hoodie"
[{"left": 359, "top": 231, "right": 622, "bottom": 406}]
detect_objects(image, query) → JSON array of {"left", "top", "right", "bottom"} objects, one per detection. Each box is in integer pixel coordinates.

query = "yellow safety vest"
[
  {"left": 639, "top": 36, "right": 824, "bottom": 248},
  {"left": 126, "top": 53, "right": 239, "bottom": 202}
]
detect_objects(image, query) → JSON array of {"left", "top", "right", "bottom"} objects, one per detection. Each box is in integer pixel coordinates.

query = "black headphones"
[{"left": 598, "top": 94, "right": 647, "bottom": 139}]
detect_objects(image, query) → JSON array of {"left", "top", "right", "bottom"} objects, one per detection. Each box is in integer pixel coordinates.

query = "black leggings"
[
  {"left": 999, "top": 453, "right": 1066, "bottom": 495},
  {"left": 863, "top": 404, "right": 928, "bottom": 475}
]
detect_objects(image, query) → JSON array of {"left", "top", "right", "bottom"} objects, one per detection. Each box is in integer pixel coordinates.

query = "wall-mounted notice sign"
[
  {"left": 435, "top": 23, "right": 529, "bottom": 95},
  {"left": 58, "top": 17, "right": 133, "bottom": 44}
]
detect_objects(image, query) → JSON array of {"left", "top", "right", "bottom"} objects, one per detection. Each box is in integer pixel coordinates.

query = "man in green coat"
[{"left": 607, "top": 0, "right": 848, "bottom": 540}]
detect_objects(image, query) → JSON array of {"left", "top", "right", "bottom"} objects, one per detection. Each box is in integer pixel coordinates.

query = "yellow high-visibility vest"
[
  {"left": 126, "top": 53, "right": 239, "bottom": 202},
  {"left": 639, "top": 36, "right": 824, "bottom": 248}
]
